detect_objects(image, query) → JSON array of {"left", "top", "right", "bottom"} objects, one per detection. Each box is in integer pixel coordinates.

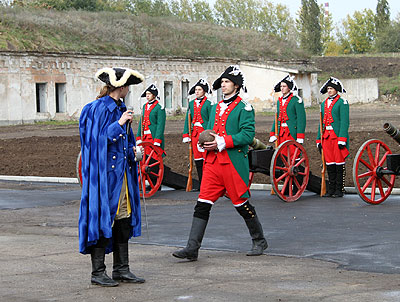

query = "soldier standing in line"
[
  {"left": 317, "top": 77, "right": 349, "bottom": 198},
  {"left": 136, "top": 84, "right": 166, "bottom": 155},
  {"left": 182, "top": 79, "right": 212, "bottom": 183},
  {"left": 173, "top": 65, "right": 268, "bottom": 261}
]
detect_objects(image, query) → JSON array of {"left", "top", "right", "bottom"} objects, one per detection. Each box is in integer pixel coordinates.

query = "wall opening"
[
  {"left": 164, "top": 81, "right": 173, "bottom": 109},
  {"left": 36, "top": 83, "right": 47, "bottom": 113},
  {"left": 55, "top": 83, "right": 66, "bottom": 113},
  {"left": 181, "top": 81, "right": 189, "bottom": 108}
]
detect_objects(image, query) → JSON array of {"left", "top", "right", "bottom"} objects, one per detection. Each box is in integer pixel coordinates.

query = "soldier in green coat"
[
  {"left": 136, "top": 84, "right": 166, "bottom": 155},
  {"left": 173, "top": 65, "right": 268, "bottom": 261},
  {"left": 182, "top": 79, "right": 212, "bottom": 183}
]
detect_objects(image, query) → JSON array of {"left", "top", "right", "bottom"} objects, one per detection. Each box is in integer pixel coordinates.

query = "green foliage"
[
  {"left": 375, "top": 21, "right": 400, "bottom": 52},
  {"left": 319, "top": 4, "right": 333, "bottom": 55},
  {"left": 379, "top": 74, "right": 400, "bottom": 95},
  {"left": 375, "top": 0, "right": 390, "bottom": 34},
  {"left": 342, "top": 9, "right": 376, "bottom": 54},
  {"left": 297, "top": 0, "right": 322, "bottom": 55}
]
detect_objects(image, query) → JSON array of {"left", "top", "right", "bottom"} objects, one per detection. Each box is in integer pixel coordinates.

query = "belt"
[
  {"left": 281, "top": 123, "right": 288, "bottom": 127},
  {"left": 144, "top": 130, "right": 151, "bottom": 135},
  {"left": 325, "top": 126, "right": 333, "bottom": 130}
]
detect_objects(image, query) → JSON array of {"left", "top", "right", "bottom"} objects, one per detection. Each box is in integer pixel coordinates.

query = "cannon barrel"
[
  {"left": 250, "top": 138, "right": 268, "bottom": 150},
  {"left": 383, "top": 122, "right": 400, "bottom": 145}
]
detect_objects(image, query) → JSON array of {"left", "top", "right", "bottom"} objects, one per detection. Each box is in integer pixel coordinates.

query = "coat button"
[
  {"left": 113, "top": 138, "right": 117, "bottom": 142},
  {"left": 113, "top": 156, "right": 116, "bottom": 159},
  {"left": 119, "top": 134, "right": 123, "bottom": 137},
  {"left": 124, "top": 156, "right": 127, "bottom": 159},
  {"left": 111, "top": 165, "right": 115, "bottom": 169}
]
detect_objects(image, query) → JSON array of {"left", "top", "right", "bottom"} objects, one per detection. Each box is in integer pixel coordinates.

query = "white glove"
[
  {"left": 296, "top": 138, "right": 304, "bottom": 144},
  {"left": 182, "top": 137, "right": 191, "bottom": 143},
  {"left": 154, "top": 142, "right": 161, "bottom": 146},
  {"left": 269, "top": 136, "right": 277, "bottom": 143},
  {"left": 136, "top": 140, "right": 142, "bottom": 145}
]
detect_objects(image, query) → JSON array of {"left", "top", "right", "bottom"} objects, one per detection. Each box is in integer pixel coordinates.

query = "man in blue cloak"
[{"left": 79, "top": 67, "right": 145, "bottom": 287}]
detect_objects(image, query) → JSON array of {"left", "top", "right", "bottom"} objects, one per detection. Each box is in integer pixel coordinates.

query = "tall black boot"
[
  {"left": 112, "top": 243, "right": 145, "bottom": 283},
  {"left": 172, "top": 217, "right": 208, "bottom": 261},
  {"left": 335, "top": 164, "right": 345, "bottom": 197},
  {"left": 324, "top": 165, "right": 337, "bottom": 197},
  {"left": 195, "top": 159, "right": 204, "bottom": 184},
  {"left": 91, "top": 247, "right": 119, "bottom": 287},
  {"left": 244, "top": 216, "right": 268, "bottom": 256}
]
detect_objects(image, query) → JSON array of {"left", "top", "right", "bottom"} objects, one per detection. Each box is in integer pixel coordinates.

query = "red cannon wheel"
[
  {"left": 353, "top": 139, "right": 395, "bottom": 204},
  {"left": 137, "top": 141, "right": 164, "bottom": 198},
  {"left": 76, "top": 151, "right": 82, "bottom": 186},
  {"left": 270, "top": 140, "right": 310, "bottom": 202}
]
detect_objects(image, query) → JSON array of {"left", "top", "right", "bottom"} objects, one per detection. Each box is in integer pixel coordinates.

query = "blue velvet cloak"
[{"left": 78, "top": 95, "right": 141, "bottom": 254}]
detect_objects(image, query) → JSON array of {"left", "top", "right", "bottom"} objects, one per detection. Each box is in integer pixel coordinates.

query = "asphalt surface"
[{"left": 1, "top": 181, "right": 399, "bottom": 275}]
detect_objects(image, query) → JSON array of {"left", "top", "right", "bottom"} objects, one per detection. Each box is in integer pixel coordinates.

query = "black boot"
[
  {"left": 334, "top": 165, "right": 345, "bottom": 197},
  {"left": 112, "top": 243, "right": 145, "bottom": 283},
  {"left": 324, "top": 165, "right": 337, "bottom": 197},
  {"left": 244, "top": 216, "right": 268, "bottom": 256},
  {"left": 172, "top": 217, "right": 208, "bottom": 261},
  {"left": 195, "top": 159, "right": 204, "bottom": 184},
  {"left": 91, "top": 247, "right": 119, "bottom": 287}
]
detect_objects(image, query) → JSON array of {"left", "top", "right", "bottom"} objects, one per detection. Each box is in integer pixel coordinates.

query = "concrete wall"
[
  {"left": 340, "top": 78, "right": 379, "bottom": 104},
  {"left": 0, "top": 52, "right": 317, "bottom": 125}
]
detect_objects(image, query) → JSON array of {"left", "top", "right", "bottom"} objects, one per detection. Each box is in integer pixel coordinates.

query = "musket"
[
  {"left": 319, "top": 105, "right": 327, "bottom": 197},
  {"left": 271, "top": 94, "right": 279, "bottom": 195},
  {"left": 186, "top": 110, "right": 193, "bottom": 191}
]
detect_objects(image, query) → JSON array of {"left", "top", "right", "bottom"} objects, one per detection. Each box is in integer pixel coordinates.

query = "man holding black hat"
[
  {"left": 79, "top": 67, "right": 146, "bottom": 287},
  {"left": 182, "top": 78, "right": 212, "bottom": 183},
  {"left": 269, "top": 74, "right": 306, "bottom": 148},
  {"left": 317, "top": 77, "right": 349, "bottom": 198},
  {"left": 136, "top": 84, "right": 166, "bottom": 155},
  {"left": 173, "top": 65, "right": 268, "bottom": 261}
]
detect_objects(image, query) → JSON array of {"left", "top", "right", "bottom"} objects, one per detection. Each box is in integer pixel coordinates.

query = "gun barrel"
[
  {"left": 251, "top": 138, "right": 268, "bottom": 150},
  {"left": 383, "top": 122, "right": 400, "bottom": 145}
]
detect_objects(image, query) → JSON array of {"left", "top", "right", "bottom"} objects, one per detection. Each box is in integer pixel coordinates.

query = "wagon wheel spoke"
[
  {"left": 149, "top": 161, "right": 161, "bottom": 168},
  {"left": 361, "top": 176, "right": 374, "bottom": 193},
  {"left": 293, "top": 176, "right": 301, "bottom": 189},
  {"left": 366, "top": 145, "right": 376, "bottom": 167},
  {"left": 381, "top": 175, "right": 392, "bottom": 187},
  {"left": 378, "top": 151, "right": 390, "bottom": 167},
  {"left": 145, "top": 149, "right": 155, "bottom": 165},
  {"left": 374, "top": 143, "right": 381, "bottom": 166},
  {"left": 276, "top": 172, "right": 289, "bottom": 182},
  {"left": 298, "top": 171, "right": 307, "bottom": 176},
  {"left": 291, "top": 148, "right": 299, "bottom": 165},
  {"left": 276, "top": 166, "right": 288, "bottom": 172},
  {"left": 278, "top": 153, "right": 289, "bottom": 168},
  {"left": 360, "top": 158, "right": 374, "bottom": 171},
  {"left": 280, "top": 176, "right": 290, "bottom": 195},
  {"left": 376, "top": 179, "right": 385, "bottom": 198},
  {"left": 358, "top": 171, "right": 374, "bottom": 179},
  {"left": 371, "top": 179, "right": 377, "bottom": 201},
  {"left": 145, "top": 174, "right": 155, "bottom": 189},
  {"left": 294, "top": 157, "right": 305, "bottom": 167},
  {"left": 288, "top": 177, "right": 293, "bottom": 196},
  {"left": 149, "top": 171, "right": 160, "bottom": 178}
]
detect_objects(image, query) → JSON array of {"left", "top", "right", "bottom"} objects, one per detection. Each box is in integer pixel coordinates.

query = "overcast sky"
[{"left": 208, "top": 1, "right": 400, "bottom": 26}]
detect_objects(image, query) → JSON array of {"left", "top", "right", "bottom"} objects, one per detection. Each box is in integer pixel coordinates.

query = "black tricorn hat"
[
  {"left": 212, "top": 65, "right": 247, "bottom": 93},
  {"left": 320, "top": 77, "right": 346, "bottom": 94},
  {"left": 141, "top": 84, "right": 159, "bottom": 98},
  {"left": 95, "top": 67, "right": 144, "bottom": 87},
  {"left": 189, "top": 78, "right": 212, "bottom": 95},
  {"left": 274, "top": 74, "right": 298, "bottom": 93}
]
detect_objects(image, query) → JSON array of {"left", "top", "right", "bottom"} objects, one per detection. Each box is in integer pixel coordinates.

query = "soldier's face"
[
  {"left": 327, "top": 87, "right": 337, "bottom": 97},
  {"left": 280, "top": 82, "right": 290, "bottom": 95},
  {"left": 221, "top": 78, "right": 238, "bottom": 96},
  {"left": 120, "top": 86, "right": 129, "bottom": 99},
  {"left": 195, "top": 86, "right": 205, "bottom": 99},
  {"left": 146, "top": 91, "right": 156, "bottom": 102}
]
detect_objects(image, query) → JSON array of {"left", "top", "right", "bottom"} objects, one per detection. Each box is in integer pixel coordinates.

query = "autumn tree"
[{"left": 342, "top": 9, "right": 375, "bottom": 53}]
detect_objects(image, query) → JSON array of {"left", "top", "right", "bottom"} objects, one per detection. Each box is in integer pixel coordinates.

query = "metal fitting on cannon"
[{"left": 383, "top": 122, "right": 400, "bottom": 145}]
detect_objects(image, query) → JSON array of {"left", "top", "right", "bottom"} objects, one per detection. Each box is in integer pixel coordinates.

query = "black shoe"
[
  {"left": 91, "top": 247, "right": 119, "bottom": 287},
  {"left": 244, "top": 216, "right": 268, "bottom": 256},
  {"left": 112, "top": 243, "right": 145, "bottom": 283}
]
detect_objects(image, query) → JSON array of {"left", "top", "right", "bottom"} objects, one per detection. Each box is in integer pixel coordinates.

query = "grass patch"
[{"left": 379, "top": 74, "right": 400, "bottom": 95}]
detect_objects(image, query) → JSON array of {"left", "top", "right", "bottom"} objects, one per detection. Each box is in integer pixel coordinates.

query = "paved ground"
[{"left": 1, "top": 181, "right": 400, "bottom": 301}]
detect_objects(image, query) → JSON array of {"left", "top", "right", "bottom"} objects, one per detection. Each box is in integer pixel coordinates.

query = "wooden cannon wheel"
[
  {"left": 353, "top": 139, "right": 395, "bottom": 204},
  {"left": 76, "top": 142, "right": 164, "bottom": 198},
  {"left": 270, "top": 140, "right": 310, "bottom": 202}
]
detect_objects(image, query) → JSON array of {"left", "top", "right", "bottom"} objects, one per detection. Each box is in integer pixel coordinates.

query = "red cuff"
[
  {"left": 225, "top": 135, "right": 234, "bottom": 149},
  {"left": 270, "top": 132, "right": 275, "bottom": 137},
  {"left": 182, "top": 133, "right": 189, "bottom": 139},
  {"left": 338, "top": 137, "right": 347, "bottom": 143},
  {"left": 154, "top": 138, "right": 162, "bottom": 144},
  {"left": 297, "top": 133, "right": 305, "bottom": 139},
  {"left": 137, "top": 136, "right": 142, "bottom": 141},
  {"left": 316, "top": 139, "right": 321, "bottom": 144}
]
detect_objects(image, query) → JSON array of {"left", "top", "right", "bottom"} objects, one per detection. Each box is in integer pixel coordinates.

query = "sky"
[{"left": 208, "top": 1, "right": 400, "bottom": 26}]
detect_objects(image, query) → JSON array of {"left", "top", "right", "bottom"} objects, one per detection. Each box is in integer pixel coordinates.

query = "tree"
[
  {"left": 191, "top": 0, "right": 214, "bottom": 23},
  {"left": 342, "top": 9, "right": 375, "bottom": 53},
  {"left": 258, "top": 1, "right": 293, "bottom": 40},
  {"left": 214, "top": 0, "right": 259, "bottom": 30},
  {"left": 297, "top": 0, "right": 322, "bottom": 55},
  {"left": 375, "top": 20, "right": 400, "bottom": 52},
  {"left": 375, "top": 0, "right": 390, "bottom": 34}
]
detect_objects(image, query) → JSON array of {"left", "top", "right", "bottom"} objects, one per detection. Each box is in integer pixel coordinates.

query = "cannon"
[
  {"left": 76, "top": 141, "right": 199, "bottom": 198},
  {"left": 248, "top": 138, "right": 325, "bottom": 202},
  {"left": 352, "top": 122, "right": 400, "bottom": 204}
]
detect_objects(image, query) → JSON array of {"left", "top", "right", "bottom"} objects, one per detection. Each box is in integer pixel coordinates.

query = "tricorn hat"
[
  {"left": 189, "top": 78, "right": 212, "bottom": 95},
  {"left": 141, "top": 84, "right": 159, "bottom": 98},
  {"left": 274, "top": 74, "right": 298, "bottom": 93},
  {"left": 95, "top": 67, "right": 144, "bottom": 87},
  {"left": 320, "top": 77, "right": 346, "bottom": 94},
  {"left": 212, "top": 65, "right": 247, "bottom": 93}
]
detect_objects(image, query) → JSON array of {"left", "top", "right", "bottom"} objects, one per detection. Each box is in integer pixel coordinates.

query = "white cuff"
[
  {"left": 197, "top": 143, "right": 205, "bottom": 152},
  {"left": 136, "top": 140, "right": 142, "bottom": 145},
  {"left": 338, "top": 141, "right": 346, "bottom": 146},
  {"left": 183, "top": 137, "right": 191, "bottom": 143},
  {"left": 269, "top": 136, "right": 277, "bottom": 143},
  {"left": 193, "top": 122, "right": 203, "bottom": 127},
  {"left": 216, "top": 135, "right": 226, "bottom": 152},
  {"left": 154, "top": 142, "right": 161, "bottom": 146},
  {"left": 296, "top": 138, "right": 304, "bottom": 144}
]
